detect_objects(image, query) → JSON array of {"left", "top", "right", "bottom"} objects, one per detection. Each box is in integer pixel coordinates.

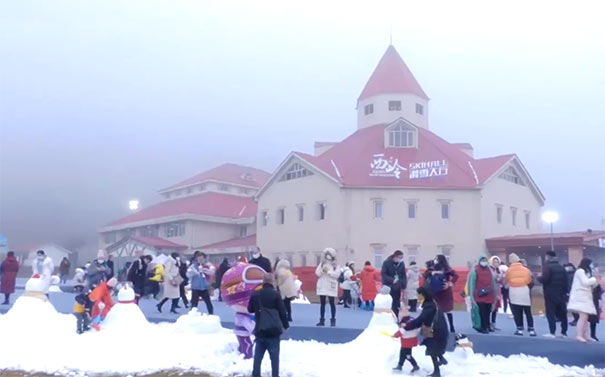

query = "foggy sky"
[{"left": 1, "top": 1, "right": 604, "bottom": 255}]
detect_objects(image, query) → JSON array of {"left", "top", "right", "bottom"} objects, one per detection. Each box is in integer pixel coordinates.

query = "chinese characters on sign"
[
  {"left": 369, "top": 154, "right": 449, "bottom": 180},
  {"left": 409, "top": 160, "right": 448, "bottom": 180},
  {"left": 370, "top": 154, "right": 406, "bottom": 179}
]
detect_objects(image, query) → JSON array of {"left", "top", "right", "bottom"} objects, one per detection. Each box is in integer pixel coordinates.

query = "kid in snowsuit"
[
  {"left": 74, "top": 292, "right": 91, "bottom": 334},
  {"left": 88, "top": 277, "right": 117, "bottom": 330},
  {"left": 393, "top": 315, "right": 420, "bottom": 373}
]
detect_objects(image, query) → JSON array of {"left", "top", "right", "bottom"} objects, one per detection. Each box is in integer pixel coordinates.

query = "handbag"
[
  {"left": 257, "top": 299, "right": 283, "bottom": 337},
  {"left": 478, "top": 287, "right": 491, "bottom": 297},
  {"left": 420, "top": 308, "right": 441, "bottom": 338}
]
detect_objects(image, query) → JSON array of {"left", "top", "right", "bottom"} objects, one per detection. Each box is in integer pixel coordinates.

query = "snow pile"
[{"left": 0, "top": 294, "right": 602, "bottom": 377}]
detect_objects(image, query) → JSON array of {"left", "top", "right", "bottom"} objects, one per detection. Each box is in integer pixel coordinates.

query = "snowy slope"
[{"left": 0, "top": 296, "right": 602, "bottom": 377}]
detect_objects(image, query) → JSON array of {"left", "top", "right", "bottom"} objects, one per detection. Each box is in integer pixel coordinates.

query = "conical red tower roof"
[{"left": 358, "top": 45, "right": 428, "bottom": 102}]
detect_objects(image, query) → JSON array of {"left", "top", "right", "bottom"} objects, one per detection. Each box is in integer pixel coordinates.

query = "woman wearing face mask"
[
  {"left": 467, "top": 256, "right": 498, "bottom": 334},
  {"left": 431, "top": 255, "right": 459, "bottom": 333},
  {"left": 567, "top": 258, "right": 598, "bottom": 342},
  {"left": 404, "top": 287, "right": 449, "bottom": 377},
  {"left": 315, "top": 247, "right": 340, "bottom": 327},
  {"left": 381, "top": 250, "right": 407, "bottom": 319}
]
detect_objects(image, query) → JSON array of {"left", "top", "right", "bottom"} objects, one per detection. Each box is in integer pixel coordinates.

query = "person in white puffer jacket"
[
  {"left": 567, "top": 258, "right": 599, "bottom": 343},
  {"left": 339, "top": 262, "right": 356, "bottom": 308},
  {"left": 315, "top": 247, "right": 340, "bottom": 327}
]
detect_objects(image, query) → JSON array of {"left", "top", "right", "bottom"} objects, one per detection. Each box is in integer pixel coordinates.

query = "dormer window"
[
  {"left": 241, "top": 172, "right": 254, "bottom": 182},
  {"left": 499, "top": 166, "right": 525, "bottom": 186},
  {"left": 386, "top": 121, "right": 416, "bottom": 148},
  {"left": 280, "top": 163, "right": 313, "bottom": 181},
  {"left": 364, "top": 104, "right": 374, "bottom": 115},
  {"left": 388, "top": 100, "right": 401, "bottom": 111}
]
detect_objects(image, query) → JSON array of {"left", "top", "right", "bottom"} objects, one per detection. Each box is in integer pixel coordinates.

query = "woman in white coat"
[
  {"left": 32, "top": 250, "right": 54, "bottom": 294},
  {"left": 405, "top": 261, "right": 420, "bottom": 312},
  {"left": 315, "top": 247, "right": 340, "bottom": 327},
  {"left": 276, "top": 259, "right": 298, "bottom": 322},
  {"left": 156, "top": 253, "right": 183, "bottom": 314},
  {"left": 567, "top": 258, "right": 599, "bottom": 342}
]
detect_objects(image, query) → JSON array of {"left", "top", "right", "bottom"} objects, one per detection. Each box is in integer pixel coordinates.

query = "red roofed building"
[
  {"left": 99, "top": 163, "right": 269, "bottom": 261},
  {"left": 256, "top": 45, "right": 547, "bottom": 268}
]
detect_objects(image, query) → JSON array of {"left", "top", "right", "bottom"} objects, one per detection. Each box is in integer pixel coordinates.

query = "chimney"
[
  {"left": 314, "top": 142, "right": 337, "bottom": 156},
  {"left": 453, "top": 143, "right": 474, "bottom": 158}
]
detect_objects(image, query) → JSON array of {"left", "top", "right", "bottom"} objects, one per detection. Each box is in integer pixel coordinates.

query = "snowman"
[
  {"left": 102, "top": 285, "right": 150, "bottom": 330},
  {"left": 23, "top": 274, "right": 50, "bottom": 301}
]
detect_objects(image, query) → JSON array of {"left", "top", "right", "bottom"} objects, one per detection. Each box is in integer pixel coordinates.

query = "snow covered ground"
[{"left": 0, "top": 295, "right": 602, "bottom": 377}]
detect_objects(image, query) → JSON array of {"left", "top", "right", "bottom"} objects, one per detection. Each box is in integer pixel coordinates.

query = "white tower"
[{"left": 357, "top": 45, "right": 429, "bottom": 130}]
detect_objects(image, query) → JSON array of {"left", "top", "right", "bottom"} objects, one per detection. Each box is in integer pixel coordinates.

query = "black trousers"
[
  {"left": 319, "top": 295, "right": 336, "bottom": 320},
  {"left": 76, "top": 313, "right": 89, "bottom": 333},
  {"left": 390, "top": 285, "right": 402, "bottom": 318},
  {"left": 510, "top": 304, "right": 534, "bottom": 329},
  {"left": 545, "top": 298, "right": 568, "bottom": 335},
  {"left": 191, "top": 289, "right": 214, "bottom": 315},
  {"left": 477, "top": 302, "right": 492, "bottom": 332},
  {"left": 397, "top": 348, "right": 418, "bottom": 368},
  {"left": 408, "top": 299, "right": 418, "bottom": 312},
  {"left": 501, "top": 287, "right": 510, "bottom": 313},
  {"left": 342, "top": 289, "right": 352, "bottom": 307},
  {"left": 252, "top": 336, "right": 280, "bottom": 377},
  {"left": 283, "top": 297, "right": 293, "bottom": 320},
  {"left": 179, "top": 281, "right": 189, "bottom": 306}
]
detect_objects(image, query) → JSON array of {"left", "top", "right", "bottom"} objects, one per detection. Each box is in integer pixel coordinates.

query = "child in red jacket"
[
  {"left": 88, "top": 277, "right": 117, "bottom": 330},
  {"left": 392, "top": 315, "right": 420, "bottom": 373}
]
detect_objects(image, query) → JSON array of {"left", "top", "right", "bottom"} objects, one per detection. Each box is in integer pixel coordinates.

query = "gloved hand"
[{"left": 98, "top": 302, "right": 105, "bottom": 310}]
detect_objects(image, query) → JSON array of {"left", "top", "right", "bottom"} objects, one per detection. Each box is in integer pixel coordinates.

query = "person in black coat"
[
  {"left": 381, "top": 250, "right": 407, "bottom": 318},
  {"left": 248, "top": 273, "right": 289, "bottom": 377},
  {"left": 215, "top": 258, "right": 230, "bottom": 301},
  {"left": 249, "top": 247, "right": 272, "bottom": 273},
  {"left": 107, "top": 255, "right": 115, "bottom": 280},
  {"left": 177, "top": 257, "right": 189, "bottom": 308},
  {"left": 405, "top": 287, "right": 449, "bottom": 377},
  {"left": 538, "top": 251, "right": 569, "bottom": 337},
  {"left": 127, "top": 255, "right": 152, "bottom": 304}
]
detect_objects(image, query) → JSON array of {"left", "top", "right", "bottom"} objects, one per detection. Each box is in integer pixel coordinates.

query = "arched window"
[{"left": 387, "top": 123, "right": 416, "bottom": 148}]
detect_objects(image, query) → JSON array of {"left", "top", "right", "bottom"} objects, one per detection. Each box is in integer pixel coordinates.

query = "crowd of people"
[{"left": 0, "top": 246, "right": 603, "bottom": 377}]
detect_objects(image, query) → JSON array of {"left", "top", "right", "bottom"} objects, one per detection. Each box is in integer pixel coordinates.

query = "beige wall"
[
  {"left": 256, "top": 168, "right": 347, "bottom": 265},
  {"left": 480, "top": 170, "right": 544, "bottom": 239},
  {"left": 357, "top": 93, "right": 429, "bottom": 130},
  {"left": 344, "top": 188, "right": 484, "bottom": 268}
]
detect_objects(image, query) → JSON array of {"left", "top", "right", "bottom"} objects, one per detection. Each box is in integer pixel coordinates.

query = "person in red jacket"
[
  {"left": 1, "top": 251, "right": 20, "bottom": 305},
  {"left": 359, "top": 261, "right": 379, "bottom": 310},
  {"left": 89, "top": 277, "right": 117, "bottom": 330},
  {"left": 392, "top": 315, "right": 420, "bottom": 373}
]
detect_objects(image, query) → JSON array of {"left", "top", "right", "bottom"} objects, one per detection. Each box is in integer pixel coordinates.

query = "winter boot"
[
  {"left": 438, "top": 356, "right": 448, "bottom": 366},
  {"left": 369, "top": 302, "right": 374, "bottom": 311},
  {"left": 411, "top": 365, "right": 420, "bottom": 373},
  {"left": 330, "top": 318, "right": 336, "bottom": 327},
  {"left": 392, "top": 365, "right": 402, "bottom": 371},
  {"left": 360, "top": 302, "right": 367, "bottom": 310},
  {"left": 156, "top": 303, "right": 163, "bottom": 313},
  {"left": 316, "top": 318, "right": 325, "bottom": 327}
]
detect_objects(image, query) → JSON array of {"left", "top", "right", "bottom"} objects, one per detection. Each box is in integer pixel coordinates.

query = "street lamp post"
[{"left": 541, "top": 211, "right": 559, "bottom": 251}]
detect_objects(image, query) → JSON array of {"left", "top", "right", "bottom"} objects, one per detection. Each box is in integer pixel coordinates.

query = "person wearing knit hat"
[
  {"left": 505, "top": 253, "right": 535, "bottom": 336},
  {"left": 86, "top": 249, "right": 112, "bottom": 289}
]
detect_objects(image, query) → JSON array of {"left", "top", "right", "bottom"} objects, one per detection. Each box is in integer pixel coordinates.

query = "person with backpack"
[
  {"left": 404, "top": 286, "right": 449, "bottom": 377},
  {"left": 247, "top": 273, "right": 289, "bottom": 377},
  {"left": 430, "top": 255, "right": 458, "bottom": 333},
  {"left": 339, "top": 262, "right": 356, "bottom": 308}
]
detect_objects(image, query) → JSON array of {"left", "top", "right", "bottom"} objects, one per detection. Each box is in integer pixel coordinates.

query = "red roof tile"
[
  {"left": 130, "top": 235, "right": 187, "bottom": 250},
  {"left": 105, "top": 192, "right": 257, "bottom": 227},
  {"left": 486, "top": 231, "right": 605, "bottom": 248},
  {"left": 296, "top": 123, "right": 498, "bottom": 189},
  {"left": 160, "top": 163, "right": 270, "bottom": 192},
  {"left": 358, "top": 45, "right": 429, "bottom": 102},
  {"left": 198, "top": 235, "right": 256, "bottom": 250}
]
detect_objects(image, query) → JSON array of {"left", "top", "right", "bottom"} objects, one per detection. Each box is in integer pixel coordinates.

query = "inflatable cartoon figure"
[{"left": 220, "top": 262, "right": 266, "bottom": 359}]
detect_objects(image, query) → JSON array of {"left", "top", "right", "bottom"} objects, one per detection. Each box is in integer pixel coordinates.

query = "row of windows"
[
  {"left": 372, "top": 200, "right": 451, "bottom": 220},
  {"left": 103, "top": 221, "right": 186, "bottom": 243},
  {"left": 279, "top": 163, "right": 313, "bottom": 182},
  {"left": 363, "top": 101, "right": 424, "bottom": 116},
  {"left": 163, "top": 184, "right": 251, "bottom": 199},
  {"left": 261, "top": 203, "right": 327, "bottom": 226},
  {"left": 496, "top": 205, "right": 531, "bottom": 229}
]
